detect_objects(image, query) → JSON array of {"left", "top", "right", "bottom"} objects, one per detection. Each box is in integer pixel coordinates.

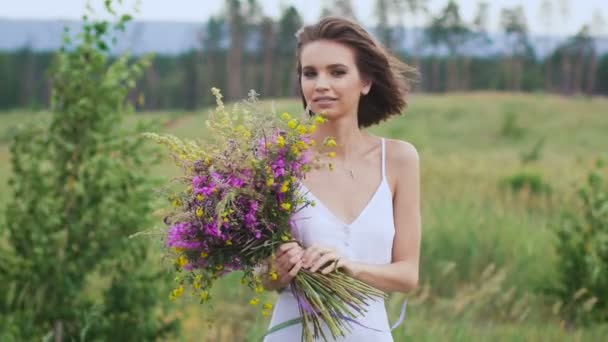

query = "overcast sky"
[{"left": 1, "top": 0, "right": 606, "bottom": 36}]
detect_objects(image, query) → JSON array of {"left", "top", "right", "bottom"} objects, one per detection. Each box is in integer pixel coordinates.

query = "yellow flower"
[
  {"left": 196, "top": 194, "right": 205, "bottom": 201},
  {"left": 264, "top": 303, "right": 274, "bottom": 310},
  {"left": 280, "top": 181, "right": 290, "bottom": 193},
  {"left": 297, "top": 141, "right": 309, "bottom": 150},
  {"left": 288, "top": 119, "right": 298, "bottom": 129},
  {"left": 267, "top": 178, "right": 275, "bottom": 187},
  {"left": 297, "top": 125, "right": 307, "bottom": 134},
  {"left": 262, "top": 310, "right": 270, "bottom": 317},
  {"left": 255, "top": 285, "right": 264, "bottom": 293},
  {"left": 170, "top": 285, "right": 185, "bottom": 300},
  {"left": 328, "top": 152, "right": 336, "bottom": 158},
  {"left": 201, "top": 251, "right": 209, "bottom": 258},
  {"left": 281, "top": 112, "right": 292, "bottom": 121},
  {"left": 200, "top": 290, "right": 210, "bottom": 301},
  {"left": 250, "top": 297, "right": 260, "bottom": 306},
  {"left": 226, "top": 240, "right": 233, "bottom": 246},
  {"left": 270, "top": 271, "right": 278, "bottom": 281},
  {"left": 177, "top": 256, "right": 188, "bottom": 268},
  {"left": 173, "top": 247, "right": 185, "bottom": 253},
  {"left": 186, "top": 185, "right": 193, "bottom": 194},
  {"left": 196, "top": 207, "right": 204, "bottom": 217},
  {"left": 325, "top": 137, "right": 337, "bottom": 147},
  {"left": 172, "top": 198, "right": 182, "bottom": 207},
  {"left": 277, "top": 135, "right": 286, "bottom": 147},
  {"left": 194, "top": 280, "right": 201, "bottom": 289},
  {"left": 223, "top": 218, "right": 229, "bottom": 223},
  {"left": 309, "top": 124, "right": 317, "bottom": 133},
  {"left": 290, "top": 176, "right": 296, "bottom": 183},
  {"left": 281, "top": 233, "right": 290, "bottom": 242},
  {"left": 314, "top": 115, "right": 328, "bottom": 124},
  {"left": 291, "top": 146, "right": 300, "bottom": 157},
  {"left": 281, "top": 203, "right": 292, "bottom": 211},
  {"left": 215, "top": 264, "right": 224, "bottom": 271}
]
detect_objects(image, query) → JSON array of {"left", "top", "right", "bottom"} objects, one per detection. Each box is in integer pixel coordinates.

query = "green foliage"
[
  {"left": 0, "top": 3, "right": 176, "bottom": 340},
  {"left": 550, "top": 160, "right": 608, "bottom": 325},
  {"left": 520, "top": 137, "right": 545, "bottom": 164},
  {"left": 501, "top": 171, "right": 552, "bottom": 195},
  {"left": 500, "top": 110, "right": 526, "bottom": 139}
]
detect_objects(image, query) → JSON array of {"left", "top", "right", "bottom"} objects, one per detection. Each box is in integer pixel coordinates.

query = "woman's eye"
[
  {"left": 303, "top": 71, "right": 316, "bottom": 78},
  {"left": 332, "top": 70, "right": 346, "bottom": 76}
]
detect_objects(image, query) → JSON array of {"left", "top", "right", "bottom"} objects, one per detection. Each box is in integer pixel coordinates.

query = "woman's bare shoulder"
[{"left": 383, "top": 137, "right": 420, "bottom": 164}]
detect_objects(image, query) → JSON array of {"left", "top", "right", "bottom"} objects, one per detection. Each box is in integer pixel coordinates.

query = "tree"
[
  {"left": 202, "top": 15, "right": 225, "bottom": 104},
  {"left": 539, "top": 0, "right": 555, "bottom": 91},
  {"left": 0, "top": 3, "right": 176, "bottom": 340},
  {"left": 374, "top": 0, "right": 428, "bottom": 55},
  {"left": 425, "top": 0, "right": 471, "bottom": 91},
  {"left": 500, "top": 5, "right": 530, "bottom": 91},
  {"left": 465, "top": 1, "right": 492, "bottom": 90},
  {"left": 374, "top": 0, "right": 394, "bottom": 49},
  {"left": 227, "top": 0, "right": 245, "bottom": 100},
  {"left": 321, "top": 0, "right": 358, "bottom": 21},
  {"left": 587, "top": 11, "right": 606, "bottom": 95},
  {"left": 556, "top": 25, "right": 595, "bottom": 95},
  {"left": 261, "top": 17, "right": 276, "bottom": 97},
  {"left": 276, "top": 6, "right": 303, "bottom": 96}
]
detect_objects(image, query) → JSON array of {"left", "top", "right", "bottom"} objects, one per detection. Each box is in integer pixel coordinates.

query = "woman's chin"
[{"left": 313, "top": 107, "right": 337, "bottom": 117}]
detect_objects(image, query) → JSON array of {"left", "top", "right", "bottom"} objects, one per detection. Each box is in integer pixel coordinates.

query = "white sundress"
[{"left": 264, "top": 138, "right": 397, "bottom": 342}]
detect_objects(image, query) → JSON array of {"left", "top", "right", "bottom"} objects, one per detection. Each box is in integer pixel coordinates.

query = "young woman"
[{"left": 262, "top": 16, "right": 421, "bottom": 341}]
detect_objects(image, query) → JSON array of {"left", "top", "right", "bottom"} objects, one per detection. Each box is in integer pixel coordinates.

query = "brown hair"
[{"left": 295, "top": 16, "right": 418, "bottom": 128}]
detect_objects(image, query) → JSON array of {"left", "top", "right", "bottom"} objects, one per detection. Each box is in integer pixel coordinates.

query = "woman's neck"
[{"left": 312, "top": 115, "right": 366, "bottom": 158}]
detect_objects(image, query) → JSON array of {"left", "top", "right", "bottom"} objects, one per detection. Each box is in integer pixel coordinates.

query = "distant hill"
[{"left": 1, "top": 18, "right": 607, "bottom": 58}]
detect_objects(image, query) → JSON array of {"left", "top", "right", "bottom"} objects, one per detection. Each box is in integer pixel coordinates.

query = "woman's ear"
[{"left": 362, "top": 81, "right": 372, "bottom": 96}]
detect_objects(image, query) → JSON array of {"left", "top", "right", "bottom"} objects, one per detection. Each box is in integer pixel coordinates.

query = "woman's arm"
[{"left": 306, "top": 140, "right": 421, "bottom": 293}]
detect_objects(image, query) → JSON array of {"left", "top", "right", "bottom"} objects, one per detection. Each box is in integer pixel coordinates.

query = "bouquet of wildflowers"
[{"left": 145, "top": 88, "right": 386, "bottom": 341}]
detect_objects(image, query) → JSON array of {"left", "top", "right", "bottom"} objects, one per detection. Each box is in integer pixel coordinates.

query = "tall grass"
[{"left": 1, "top": 92, "right": 607, "bottom": 341}]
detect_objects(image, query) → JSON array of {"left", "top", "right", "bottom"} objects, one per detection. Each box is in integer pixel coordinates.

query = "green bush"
[
  {"left": 500, "top": 110, "right": 526, "bottom": 139},
  {"left": 0, "top": 2, "right": 177, "bottom": 340},
  {"left": 550, "top": 160, "right": 608, "bottom": 325},
  {"left": 501, "top": 171, "right": 552, "bottom": 195}
]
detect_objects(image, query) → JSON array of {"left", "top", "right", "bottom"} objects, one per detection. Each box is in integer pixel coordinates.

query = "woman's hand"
[
  {"left": 302, "top": 245, "right": 354, "bottom": 276},
  {"left": 263, "top": 242, "right": 304, "bottom": 291}
]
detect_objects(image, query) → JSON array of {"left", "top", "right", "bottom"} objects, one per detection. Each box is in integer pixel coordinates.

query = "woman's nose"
[{"left": 314, "top": 74, "right": 330, "bottom": 90}]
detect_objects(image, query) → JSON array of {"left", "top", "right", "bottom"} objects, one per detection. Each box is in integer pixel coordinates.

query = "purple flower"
[
  {"left": 192, "top": 176, "right": 207, "bottom": 190},
  {"left": 166, "top": 222, "right": 203, "bottom": 249},
  {"left": 228, "top": 176, "right": 246, "bottom": 188}
]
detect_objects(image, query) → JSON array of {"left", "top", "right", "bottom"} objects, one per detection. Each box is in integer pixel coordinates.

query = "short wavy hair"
[{"left": 295, "top": 16, "right": 418, "bottom": 128}]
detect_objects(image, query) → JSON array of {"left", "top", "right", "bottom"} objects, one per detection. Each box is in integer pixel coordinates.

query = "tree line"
[{"left": 1, "top": 0, "right": 607, "bottom": 111}]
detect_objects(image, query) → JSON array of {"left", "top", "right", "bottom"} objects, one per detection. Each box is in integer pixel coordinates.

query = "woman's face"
[{"left": 300, "top": 39, "right": 371, "bottom": 121}]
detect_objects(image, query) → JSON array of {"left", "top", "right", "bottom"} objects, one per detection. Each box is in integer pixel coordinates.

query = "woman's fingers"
[
  {"left": 288, "top": 259, "right": 303, "bottom": 277},
  {"left": 309, "top": 252, "right": 337, "bottom": 273},
  {"left": 277, "top": 242, "right": 300, "bottom": 258},
  {"left": 321, "top": 257, "right": 343, "bottom": 275},
  {"left": 279, "top": 259, "right": 303, "bottom": 285},
  {"left": 302, "top": 245, "right": 331, "bottom": 268}
]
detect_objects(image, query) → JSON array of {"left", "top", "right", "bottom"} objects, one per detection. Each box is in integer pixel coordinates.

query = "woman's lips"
[{"left": 314, "top": 98, "right": 337, "bottom": 107}]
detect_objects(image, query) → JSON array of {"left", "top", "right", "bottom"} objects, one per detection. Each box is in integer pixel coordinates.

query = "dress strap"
[{"left": 381, "top": 138, "right": 386, "bottom": 180}]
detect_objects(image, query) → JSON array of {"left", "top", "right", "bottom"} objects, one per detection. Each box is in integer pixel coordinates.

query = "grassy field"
[{"left": 1, "top": 92, "right": 607, "bottom": 341}]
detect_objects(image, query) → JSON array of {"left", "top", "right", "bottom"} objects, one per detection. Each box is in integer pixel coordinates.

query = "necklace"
[
  {"left": 342, "top": 157, "right": 356, "bottom": 179},
  {"left": 348, "top": 169, "right": 355, "bottom": 179}
]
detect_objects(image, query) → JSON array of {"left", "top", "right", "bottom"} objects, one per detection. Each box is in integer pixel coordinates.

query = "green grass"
[{"left": 1, "top": 92, "right": 607, "bottom": 341}]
